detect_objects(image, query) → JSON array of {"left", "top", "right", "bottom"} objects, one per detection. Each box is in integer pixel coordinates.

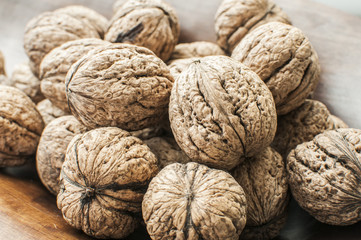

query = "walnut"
[
  {"left": 215, "top": 0, "right": 291, "bottom": 53},
  {"left": 0, "top": 50, "right": 5, "bottom": 76},
  {"left": 168, "top": 57, "right": 199, "bottom": 81},
  {"left": 66, "top": 43, "right": 173, "bottom": 130},
  {"left": 130, "top": 126, "right": 164, "bottom": 140},
  {"left": 39, "top": 38, "right": 110, "bottom": 112},
  {"left": 24, "top": 12, "right": 100, "bottom": 77},
  {"left": 0, "top": 86, "right": 44, "bottom": 167},
  {"left": 36, "top": 115, "right": 87, "bottom": 195},
  {"left": 113, "top": 0, "right": 128, "bottom": 14},
  {"left": 36, "top": 99, "right": 68, "bottom": 126},
  {"left": 55, "top": 5, "right": 108, "bottom": 39},
  {"left": 329, "top": 115, "right": 349, "bottom": 129},
  {"left": 287, "top": 128, "right": 361, "bottom": 225},
  {"left": 169, "top": 55, "right": 277, "bottom": 170},
  {"left": 169, "top": 41, "right": 225, "bottom": 61},
  {"left": 105, "top": 0, "right": 180, "bottom": 61},
  {"left": 142, "top": 162, "right": 247, "bottom": 240},
  {"left": 232, "top": 147, "right": 289, "bottom": 240},
  {"left": 232, "top": 22, "right": 321, "bottom": 115},
  {"left": 272, "top": 100, "right": 348, "bottom": 158},
  {"left": 57, "top": 127, "right": 158, "bottom": 239}
]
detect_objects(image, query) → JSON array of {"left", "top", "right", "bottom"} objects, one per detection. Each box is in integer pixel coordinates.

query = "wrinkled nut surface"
[
  {"left": 40, "top": 38, "right": 110, "bottom": 112},
  {"left": 57, "top": 127, "right": 158, "bottom": 239},
  {"left": 143, "top": 162, "right": 247, "bottom": 240},
  {"left": 130, "top": 126, "right": 164, "bottom": 140},
  {"left": 232, "top": 22, "right": 321, "bottom": 115},
  {"left": 36, "top": 99, "right": 68, "bottom": 126},
  {"left": 0, "top": 86, "right": 44, "bottom": 167},
  {"left": 287, "top": 128, "right": 361, "bottom": 225},
  {"left": 66, "top": 44, "right": 173, "bottom": 130},
  {"left": 24, "top": 12, "right": 100, "bottom": 76},
  {"left": 0, "top": 50, "right": 5, "bottom": 76},
  {"left": 36, "top": 115, "right": 87, "bottom": 195},
  {"left": 105, "top": 0, "right": 180, "bottom": 61},
  {"left": 232, "top": 147, "right": 289, "bottom": 240},
  {"left": 168, "top": 57, "right": 199, "bottom": 81},
  {"left": 215, "top": 0, "right": 291, "bottom": 53},
  {"left": 169, "top": 41, "right": 225, "bottom": 61},
  {"left": 11, "top": 62, "right": 44, "bottom": 103},
  {"left": 169, "top": 56, "right": 277, "bottom": 170},
  {"left": 272, "top": 100, "right": 348, "bottom": 158}
]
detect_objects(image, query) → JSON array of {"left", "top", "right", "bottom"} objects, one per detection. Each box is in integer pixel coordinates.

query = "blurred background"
[{"left": 314, "top": 0, "right": 361, "bottom": 17}]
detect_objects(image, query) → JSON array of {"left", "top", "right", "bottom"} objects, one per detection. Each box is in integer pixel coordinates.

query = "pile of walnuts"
[{"left": 1, "top": 0, "right": 361, "bottom": 239}]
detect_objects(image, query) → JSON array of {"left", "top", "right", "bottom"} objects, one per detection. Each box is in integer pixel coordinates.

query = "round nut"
[
  {"left": 57, "top": 127, "right": 158, "bottom": 239},
  {"left": 66, "top": 43, "right": 174, "bottom": 130},
  {"left": 105, "top": 0, "right": 180, "bottom": 61},
  {"left": 169, "top": 55, "right": 277, "bottom": 170},
  {"left": 329, "top": 115, "right": 349, "bottom": 129},
  {"left": 142, "top": 162, "right": 247, "bottom": 240},
  {"left": 215, "top": 0, "right": 291, "bottom": 53},
  {"left": 168, "top": 57, "right": 199, "bottom": 81},
  {"left": 36, "top": 99, "right": 68, "bottom": 126},
  {"left": 36, "top": 115, "right": 87, "bottom": 195},
  {"left": 0, "top": 86, "right": 44, "bottom": 167},
  {"left": 232, "top": 22, "right": 321, "bottom": 115},
  {"left": 169, "top": 41, "right": 225, "bottom": 61},
  {"left": 287, "top": 128, "right": 361, "bottom": 225}
]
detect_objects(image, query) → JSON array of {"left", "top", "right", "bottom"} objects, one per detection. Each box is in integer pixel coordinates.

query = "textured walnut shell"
[
  {"left": 66, "top": 43, "right": 173, "bottom": 130},
  {"left": 39, "top": 38, "right": 110, "bottom": 112},
  {"left": 24, "top": 12, "right": 100, "bottom": 77},
  {"left": 0, "top": 50, "right": 5, "bottom": 76},
  {"left": 36, "top": 99, "right": 68, "bottom": 126},
  {"left": 169, "top": 41, "right": 225, "bottom": 61},
  {"left": 57, "top": 127, "right": 158, "bottom": 239},
  {"left": 272, "top": 100, "right": 348, "bottom": 159},
  {"left": 215, "top": 0, "right": 291, "bottom": 53},
  {"left": 287, "top": 128, "right": 361, "bottom": 225},
  {"left": 55, "top": 5, "right": 108, "bottom": 39},
  {"left": 36, "top": 116, "right": 87, "bottom": 195},
  {"left": 130, "top": 126, "right": 164, "bottom": 140},
  {"left": 113, "top": 0, "right": 127, "bottom": 14},
  {"left": 0, "top": 86, "right": 44, "bottom": 167},
  {"left": 169, "top": 55, "right": 277, "bottom": 170},
  {"left": 232, "top": 22, "right": 321, "bottom": 115},
  {"left": 232, "top": 147, "right": 289, "bottom": 240},
  {"left": 168, "top": 57, "right": 199, "bottom": 81},
  {"left": 105, "top": 0, "right": 180, "bottom": 61},
  {"left": 0, "top": 75, "right": 11, "bottom": 86},
  {"left": 143, "top": 162, "right": 247, "bottom": 240}
]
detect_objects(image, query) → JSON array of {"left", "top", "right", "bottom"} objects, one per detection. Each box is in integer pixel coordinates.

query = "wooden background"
[{"left": 0, "top": 0, "right": 361, "bottom": 239}]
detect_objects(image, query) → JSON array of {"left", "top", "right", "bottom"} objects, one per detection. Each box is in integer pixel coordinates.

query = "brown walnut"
[
  {"left": 66, "top": 43, "right": 173, "bottom": 130},
  {"left": 232, "top": 22, "right": 321, "bottom": 115},
  {"left": 36, "top": 99, "right": 68, "bottom": 126},
  {"left": 0, "top": 50, "right": 5, "bottom": 76},
  {"left": 287, "top": 128, "right": 361, "bottom": 225},
  {"left": 169, "top": 41, "right": 225, "bottom": 61},
  {"left": 0, "top": 86, "right": 44, "bottom": 167},
  {"left": 142, "top": 162, "right": 247, "bottom": 240},
  {"left": 57, "top": 127, "right": 158, "bottom": 239},
  {"left": 215, "top": 0, "right": 291, "bottom": 53},
  {"left": 169, "top": 55, "right": 277, "bottom": 170},
  {"left": 168, "top": 57, "right": 199, "bottom": 81}
]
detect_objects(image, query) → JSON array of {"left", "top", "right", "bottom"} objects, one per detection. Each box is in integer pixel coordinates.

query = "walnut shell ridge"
[
  {"left": 169, "top": 55, "right": 277, "bottom": 170},
  {"left": 169, "top": 41, "right": 225, "bottom": 61},
  {"left": 57, "top": 127, "right": 158, "bottom": 239},
  {"left": 66, "top": 43, "right": 174, "bottom": 130},
  {"left": 36, "top": 99, "right": 68, "bottom": 126},
  {"left": 287, "top": 128, "right": 361, "bottom": 225},
  {"left": 168, "top": 57, "right": 200, "bottom": 81},
  {"left": 142, "top": 162, "right": 247, "bottom": 240}
]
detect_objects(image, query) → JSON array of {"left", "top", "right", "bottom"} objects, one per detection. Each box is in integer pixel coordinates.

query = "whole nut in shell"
[
  {"left": 66, "top": 43, "right": 174, "bottom": 130},
  {"left": 0, "top": 50, "right": 5, "bottom": 76},
  {"left": 0, "top": 86, "right": 44, "bottom": 167},
  {"left": 169, "top": 55, "right": 277, "bottom": 170},
  {"left": 287, "top": 128, "right": 361, "bottom": 225},
  {"left": 168, "top": 57, "right": 199, "bottom": 81},
  {"left": 142, "top": 162, "right": 247, "bottom": 240},
  {"left": 215, "top": 0, "right": 291, "bottom": 53},
  {"left": 105, "top": 0, "right": 180, "bottom": 61},
  {"left": 232, "top": 22, "right": 321, "bottom": 115},
  {"left": 36, "top": 115, "right": 87, "bottom": 195},
  {"left": 40, "top": 38, "right": 110, "bottom": 112},
  {"left": 57, "top": 127, "right": 158, "bottom": 239},
  {"left": 169, "top": 41, "right": 225, "bottom": 61},
  {"left": 36, "top": 99, "right": 68, "bottom": 126},
  {"left": 232, "top": 147, "right": 289, "bottom": 240}
]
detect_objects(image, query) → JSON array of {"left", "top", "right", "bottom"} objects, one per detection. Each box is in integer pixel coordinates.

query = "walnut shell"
[
  {"left": 130, "top": 126, "right": 164, "bottom": 140},
  {"left": 215, "top": 0, "right": 291, "bottom": 53},
  {"left": 287, "top": 128, "right": 361, "bottom": 225},
  {"left": 0, "top": 86, "right": 44, "bottom": 167},
  {"left": 272, "top": 100, "right": 348, "bottom": 158},
  {"left": 66, "top": 43, "right": 173, "bottom": 130},
  {"left": 105, "top": 0, "right": 180, "bottom": 61},
  {"left": 169, "top": 55, "right": 277, "bottom": 170},
  {"left": 232, "top": 22, "right": 321, "bottom": 115},
  {"left": 39, "top": 38, "right": 110, "bottom": 112},
  {"left": 0, "top": 50, "right": 5, "bottom": 76},
  {"left": 113, "top": 0, "right": 127, "bottom": 13},
  {"left": 36, "top": 99, "right": 68, "bottom": 126},
  {"left": 168, "top": 57, "right": 199, "bottom": 81},
  {"left": 232, "top": 147, "right": 289, "bottom": 240},
  {"left": 169, "top": 41, "right": 225, "bottom": 61},
  {"left": 24, "top": 12, "right": 100, "bottom": 77},
  {"left": 36, "top": 115, "right": 87, "bottom": 195},
  {"left": 0, "top": 75, "right": 11, "bottom": 86},
  {"left": 142, "top": 162, "right": 247, "bottom": 240},
  {"left": 57, "top": 127, "right": 158, "bottom": 239}
]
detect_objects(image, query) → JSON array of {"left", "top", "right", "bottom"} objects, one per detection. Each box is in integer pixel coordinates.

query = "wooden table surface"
[{"left": 0, "top": 0, "right": 361, "bottom": 239}]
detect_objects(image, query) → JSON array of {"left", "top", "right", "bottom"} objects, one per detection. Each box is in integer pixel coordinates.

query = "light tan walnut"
[
  {"left": 36, "top": 99, "right": 68, "bottom": 126},
  {"left": 169, "top": 41, "right": 225, "bottom": 61},
  {"left": 168, "top": 57, "right": 199, "bottom": 81}
]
